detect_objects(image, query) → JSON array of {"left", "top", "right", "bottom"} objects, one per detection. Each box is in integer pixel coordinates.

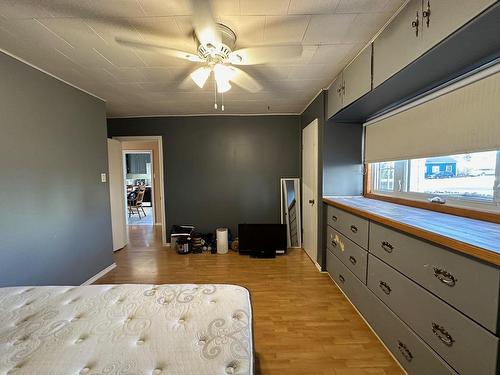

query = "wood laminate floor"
[{"left": 96, "top": 226, "right": 404, "bottom": 375}]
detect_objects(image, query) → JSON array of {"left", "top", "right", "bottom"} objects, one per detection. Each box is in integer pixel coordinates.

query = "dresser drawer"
[
  {"left": 326, "top": 249, "right": 372, "bottom": 316},
  {"left": 365, "top": 285, "right": 458, "bottom": 375},
  {"left": 369, "top": 222, "right": 500, "bottom": 334},
  {"left": 368, "top": 254, "right": 499, "bottom": 375},
  {"left": 326, "top": 226, "right": 368, "bottom": 283},
  {"left": 326, "top": 205, "right": 369, "bottom": 248}
]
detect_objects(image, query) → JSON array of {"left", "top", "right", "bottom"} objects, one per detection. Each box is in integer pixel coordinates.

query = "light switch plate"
[{"left": 101, "top": 173, "right": 107, "bottom": 183}]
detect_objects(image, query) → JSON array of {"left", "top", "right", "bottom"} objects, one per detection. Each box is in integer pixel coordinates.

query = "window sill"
[{"left": 364, "top": 192, "right": 499, "bottom": 224}]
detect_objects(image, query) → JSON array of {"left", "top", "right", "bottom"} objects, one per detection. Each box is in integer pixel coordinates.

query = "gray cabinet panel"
[
  {"left": 421, "top": 0, "right": 496, "bottom": 52},
  {"left": 369, "top": 222, "right": 500, "bottom": 334},
  {"left": 326, "top": 75, "right": 343, "bottom": 119},
  {"left": 368, "top": 254, "right": 499, "bottom": 375},
  {"left": 326, "top": 205, "right": 369, "bottom": 249},
  {"left": 373, "top": 0, "right": 424, "bottom": 88},
  {"left": 365, "top": 283, "right": 458, "bottom": 375},
  {"left": 343, "top": 45, "right": 372, "bottom": 108},
  {"left": 326, "top": 226, "right": 368, "bottom": 283}
]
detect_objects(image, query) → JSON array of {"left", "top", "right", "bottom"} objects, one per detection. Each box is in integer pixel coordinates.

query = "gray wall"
[
  {"left": 0, "top": 51, "right": 114, "bottom": 287},
  {"left": 108, "top": 115, "right": 301, "bottom": 235}
]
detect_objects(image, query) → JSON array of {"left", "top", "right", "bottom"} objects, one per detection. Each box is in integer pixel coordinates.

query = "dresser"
[{"left": 323, "top": 196, "right": 500, "bottom": 375}]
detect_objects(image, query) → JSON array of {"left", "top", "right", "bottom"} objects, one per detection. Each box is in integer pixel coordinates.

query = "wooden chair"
[{"left": 128, "top": 185, "right": 147, "bottom": 219}]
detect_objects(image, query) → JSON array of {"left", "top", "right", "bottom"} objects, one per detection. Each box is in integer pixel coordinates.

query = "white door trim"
[{"left": 113, "top": 136, "right": 167, "bottom": 247}]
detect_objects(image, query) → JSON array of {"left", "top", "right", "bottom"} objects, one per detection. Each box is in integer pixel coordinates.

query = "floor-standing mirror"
[{"left": 280, "top": 178, "right": 302, "bottom": 248}]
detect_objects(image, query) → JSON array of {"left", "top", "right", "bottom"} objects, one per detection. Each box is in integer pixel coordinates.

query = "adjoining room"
[{"left": 1, "top": 1, "right": 499, "bottom": 375}]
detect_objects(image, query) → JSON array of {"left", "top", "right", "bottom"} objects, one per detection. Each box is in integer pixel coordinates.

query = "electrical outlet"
[{"left": 101, "top": 173, "right": 107, "bottom": 183}]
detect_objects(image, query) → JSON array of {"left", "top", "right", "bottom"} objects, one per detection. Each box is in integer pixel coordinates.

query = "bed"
[{"left": 0, "top": 284, "right": 254, "bottom": 375}]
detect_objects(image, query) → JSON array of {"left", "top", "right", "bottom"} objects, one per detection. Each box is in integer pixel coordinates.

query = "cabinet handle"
[
  {"left": 349, "top": 256, "right": 357, "bottom": 265},
  {"left": 397, "top": 341, "right": 413, "bottom": 362},
  {"left": 338, "top": 274, "right": 345, "bottom": 283},
  {"left": 422, "top": 0, "right": 431, "bottom": 27},
  {"left": 381, "top": 241, "right": 394, "bottom": 253},
  {"left": 350, "top": 225, "right": 358, "bottom": 233},
  {"left": 433, "top": 267, "right": 457, "bottom": 287},
  {"left": 411, "top": 11, "right": 420, "bottom": 37},
  {"left": 379, "top": 281, "right": 391, "bottom": 295},
  {"left": 331, "top": 215, "right": 338, "bottom": 222},
  {"left": 432, "top": 323, "right": 454, "bottom": 346}
]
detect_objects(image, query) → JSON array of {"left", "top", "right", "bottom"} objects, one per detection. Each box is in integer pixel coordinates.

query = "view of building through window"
[{"left": 371, "top": 150, "right": 499, "bottom": 206}]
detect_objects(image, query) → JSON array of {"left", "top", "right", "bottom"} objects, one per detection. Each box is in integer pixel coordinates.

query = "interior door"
[
  {"left": 107, "top": 139, "right": 127, "bottom": 251},
  {"left": 302, "top": 119, "right": 319, "bottom": 265}
]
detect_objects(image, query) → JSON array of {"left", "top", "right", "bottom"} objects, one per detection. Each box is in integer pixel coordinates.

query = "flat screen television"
[{"left": 238, "top": 224, "right": 287, "bottom": 258}]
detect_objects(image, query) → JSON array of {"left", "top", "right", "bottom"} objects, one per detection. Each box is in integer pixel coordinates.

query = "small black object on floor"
[{"left": 238, "top": 224, "right": 287, "bottom": 258}]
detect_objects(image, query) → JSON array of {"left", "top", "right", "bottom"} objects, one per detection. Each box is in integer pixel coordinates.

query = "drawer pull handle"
[
  {"left": 332, "top": 215, "right": 338, "bottom": 222},
  {"left": 349, "top": 256, "right": 357, "bottom": 265},
  {"left": 432, "top": 323, "right": 454, "bottom": 346},
  {"left": 331, "top": 240, "right": 338, "bottom": 248},
  {"left": 433, "top": 268, "right": 457, "bottom": 287},
  {"left": 397, "top": 341, "right": 413, "bottom": 362},
  {"left": 379, "top": 281, "right": 391, "bottom": 295},
  {"left": 350, "top": 225, "right": 358, "bottom": 233},
  {"left": 338, "top": 274, "right": 345, "bottom": 283},
  {"left": 381, "top": 241, "right": 394, "bottom": 253}
]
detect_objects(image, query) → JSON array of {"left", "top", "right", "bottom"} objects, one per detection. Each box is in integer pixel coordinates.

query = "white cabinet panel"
[
  {"left": 343, "top": 45, "right": 372, "bottom": 108},
  {"left": 327, "top": 74, "right": 343, "bottom": 119},
  {"left": 421, "top": 0, "right": 497, "bottom": 51},
  {"left": 373, "top": 0, "right": 424, "bottom": 88}
]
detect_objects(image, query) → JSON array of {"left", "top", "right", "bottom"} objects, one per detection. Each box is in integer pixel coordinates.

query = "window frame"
[{"left": 364, "top": 153, "right": 500, "bottom": 223}]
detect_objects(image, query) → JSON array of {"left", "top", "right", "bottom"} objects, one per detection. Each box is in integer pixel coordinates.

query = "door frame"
[
  {"left": 301, "top": 119, "right": 320, "bottom": 269},
  {"left": 113, "top": 136, "right": 167, "bottom": 246},
  {"left": 123, "top": 150, "right": 154, "bottom": 225}
]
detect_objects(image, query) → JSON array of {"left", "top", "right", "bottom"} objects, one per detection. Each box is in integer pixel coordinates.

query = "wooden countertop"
[{"left": 323, "top": 196, "right": 500, "bottom": 266}]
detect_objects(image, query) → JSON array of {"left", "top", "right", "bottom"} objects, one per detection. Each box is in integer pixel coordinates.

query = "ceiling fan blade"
[
  {"left": 229, "top": 67, "right": 262, "bottom": 93},
  {"left": 115, "top": 38, "right": 202, "bottom": 62},
  {"left": 229, "top": 45, "right": 303, "bottom": 65},
  {"left": 190, "top": 0, "right": 221, "bottom": 47}
]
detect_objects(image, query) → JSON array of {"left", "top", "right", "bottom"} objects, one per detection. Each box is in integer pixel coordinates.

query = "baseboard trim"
[{"left": 81, "top": 263, "right": 117, "bottom": 286}]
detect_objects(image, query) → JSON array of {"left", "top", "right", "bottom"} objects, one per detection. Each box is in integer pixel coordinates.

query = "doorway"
[
  {"left": 112, "top": 136, "right": 167, "bottom": 246},
  {"left": 124, "top": 151, "right": 154, "bottom": 226},
  {"left": 302, "top": 119, "right": 319, "bottom": 267}
]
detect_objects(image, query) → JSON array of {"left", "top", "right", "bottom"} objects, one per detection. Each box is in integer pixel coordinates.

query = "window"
[{"left": 370, "top": 150, "right": 500, "bottom": 211}]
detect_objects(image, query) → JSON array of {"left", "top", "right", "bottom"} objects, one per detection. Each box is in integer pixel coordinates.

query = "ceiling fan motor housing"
[{"left": 196, "top": 23, "right": 237, "bottom": 63}]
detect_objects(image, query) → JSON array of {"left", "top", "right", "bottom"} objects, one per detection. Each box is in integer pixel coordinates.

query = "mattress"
[{"left": 0, "top": 284, "right": 253, "bottom": 375}]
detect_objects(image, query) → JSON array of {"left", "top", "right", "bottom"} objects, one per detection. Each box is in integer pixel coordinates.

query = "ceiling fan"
[{"left": 116, "top": 0, "right": 303, "bottom": 110}]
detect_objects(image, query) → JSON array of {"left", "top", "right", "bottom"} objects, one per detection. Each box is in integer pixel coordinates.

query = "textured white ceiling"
[{"left": 0, "top": 0, "right": 405, "bottom": 117}]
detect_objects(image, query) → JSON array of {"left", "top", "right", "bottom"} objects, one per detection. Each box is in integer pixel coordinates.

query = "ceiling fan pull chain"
[
  {"left": 214, "top": 78, "right": 218, "bottom": 110},
  {"left": 221, "top": 91, "right": 225, "bottom": 111}
]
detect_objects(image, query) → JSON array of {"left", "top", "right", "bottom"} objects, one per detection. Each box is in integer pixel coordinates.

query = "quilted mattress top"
[{"left": 0, "top": 284, "right": 253, "bottom": 375}]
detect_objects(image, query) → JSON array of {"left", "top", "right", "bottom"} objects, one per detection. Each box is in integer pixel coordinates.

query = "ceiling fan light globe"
[
  {"left": 216, "top": 80, "right": 231, "bottom": 93},
  {"left": 190, "top": 67, "right": 211, "bottom": 88}
]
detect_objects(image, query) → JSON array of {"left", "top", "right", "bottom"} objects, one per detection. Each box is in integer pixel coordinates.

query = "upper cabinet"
[
  {"left": 343, "top": 46, "right": 373, "bottom": 108},
  {"left": 420, "top": 0, "right": 496, "bottom": 51},
  {"left": 373, "top": 0, "right": 497, "bottom": 88},
  {"left": 327, "top": 45, "right": 372, "bottom": 119},
  {"left": 327, "top": 74, "right": 344, "bottom": 120},
  {"left": 373, "top": 0, "right": 425, "bottom": 89}
]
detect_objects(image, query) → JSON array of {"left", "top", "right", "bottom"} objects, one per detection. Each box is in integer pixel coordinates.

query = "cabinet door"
[
  {"left": 373, "top": 0, "right": 424, "bottom": 88},
  {"left": 326, "top": 74, "right": 343, "bottom": 119},
  {"left": 343, "top": 45, "right": 372, "bottom": 108},
  {"left": 421, "top": 0, "right": 496, "bottom": 52}
]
